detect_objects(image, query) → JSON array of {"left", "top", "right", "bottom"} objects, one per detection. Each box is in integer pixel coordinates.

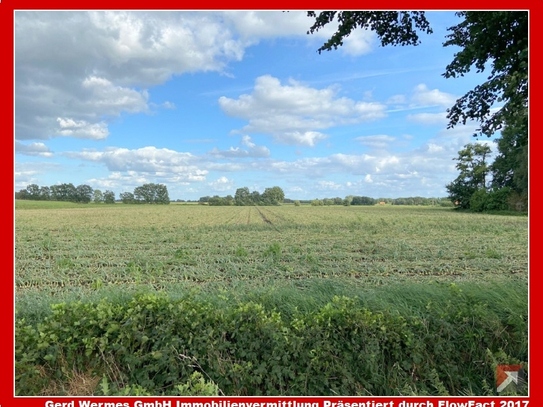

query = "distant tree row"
[
  {"left": 119, "top": 183, "right": 170, "bottom": 204},
  {"left": 16, "top": 182, "right": 171, "bottom": 205},
  {"left": 15, "top": 183, "right": 115, "bottom": 204},
  {"left": 199, "top": 186, "right": 285, "bottom": 206},
  {"left": 306, "top": 196, "right": 452, "bottom": 207}
]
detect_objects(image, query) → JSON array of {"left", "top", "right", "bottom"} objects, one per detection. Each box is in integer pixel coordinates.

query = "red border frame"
[{"left": 4, "top": 2, "right": 539, "bottom": 406}]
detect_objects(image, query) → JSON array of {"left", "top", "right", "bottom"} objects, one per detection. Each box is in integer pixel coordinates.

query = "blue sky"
[{"left": 14, "top": 10, "right": 497, "bottom": 201}]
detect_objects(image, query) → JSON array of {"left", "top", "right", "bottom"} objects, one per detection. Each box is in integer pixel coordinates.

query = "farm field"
[
  {"left": 15, "top": 201, "right": 527, "bottom": 301},
  {"left": 14, "top": 201, "right": 529, "bottom": 396}
]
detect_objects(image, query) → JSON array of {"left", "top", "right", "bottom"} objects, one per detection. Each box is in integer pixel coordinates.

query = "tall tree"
[
  {"left": 261, "top": 186, "right": 285, "bottom": 205},
  {"left": 133, "top": 183, "right": 170, "bottom": 204},
  {"left": 39, "top": 186, "right": 51, "bottom": 201},
  {"left": 75, "top": 184, "right": 94, "bottom": 203},
  {"left": 446, "top": 143, "right": 491, "bottom": 209},
  {"left": 490, "top": 122, "right": 528, "bottom": 196},
  {"left": 25, "top": 184, "right": 40, "bottom": 200},
  {"left": 120, "top": 191, "right": 135, "bottom": 204},
  {"left": 93, "top": 189, "right": 104, "bottom": 203},
  {"left": 103, "top": 190, "right": 116, "bottom": 204},
  {"left": 234, "top": 187, "right": 252, "bottom": 206},
  {"left": 50, "top": 183, "right": 77, "bottom": 202}
]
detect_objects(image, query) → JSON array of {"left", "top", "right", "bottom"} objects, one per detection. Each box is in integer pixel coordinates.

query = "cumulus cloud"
[
  {"left": 65, "top": 146, "right": 208, "bottom": 182},
  {"left": 411, "top": 84, "right": 457, "bottom": 108},
  {"left": 275, "top": 131, "right": 328, "bottom": 147},
  {"left": 15, "top": 141, "right": 54, "bottom": 157},
  {"left": 219, "top": 75, "right": 386, "bottom": 146},
  {"left": 222, "top": 11, "right": 316, "bottom": 40},
  {"left": 208, "top": 176, "right": 235, "bottom": 192},
  {"left": 56, "top": 118, "right": 110, "bottom": 139},
  {"left": 14, "top": 11, "right": 248, "bottom": 141},
  {"left": 209, "top": 135, "right": 270, "bottom": 158},
  {"left": 340, "top": 28, "right": 376, "bottom": 56},
  {"left": 16, "top": 11, "right": 372, "bottom": 143}
]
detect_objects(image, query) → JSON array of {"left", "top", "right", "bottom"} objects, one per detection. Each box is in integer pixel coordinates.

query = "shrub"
[{"left": 15, "top": 286, "right": 527, "bottom": 396}]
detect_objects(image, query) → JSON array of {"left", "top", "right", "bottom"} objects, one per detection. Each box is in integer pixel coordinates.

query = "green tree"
[
  {"left": 39, "top": 186, "right": 50, "bottom": 201},
  {"left": 103, "top": 190, "right": 116, "bottom": 204},
  {"left": 351, "top": 196, "right": 376, "bottom": 205},
  {"left": 261, "top": 186, "right": 285, "bottom": 205},
  {"left": 307, "top": 11, "right": 432, "bottom": 52},
  {"left": 442, "top": 12, "right": 528, "bottom": 138},
  {"left": 15, "top": 189, "right": 29, "bottom": 200},
  {"left": 134, "top": 183, "right": 170, "bottom": 204},
  {"left": 250, "top": 190, "right": 261, "bottom": 205},
  {"left": 93, "top": 189, "right": 104, "bottom": 203},
  {"left": 154, "top": 184, "right": 170, "bottom": 205},
  {"left": 51, "top": 183, "right": 77, "bottom": 202},
  {"left": 25, "top": 184, "right": 40, "bottom": 200},
  {"left": 491, "top": 122, "right": 528, "bottom": 198},
  {"left": 75, "top": 184, "right": 94, "bottom": 203},
  {"left": 234, "top": 187, "right": 252, "bottom": 206},
  {"left": 120, "top": 191, "right": 135, "bottom": 204},
  {"left": 446, "top": 143, "right": 491, "bottom": 209},
  {"left": 224, "top": 195, "right": 234, "bottom": 206}
]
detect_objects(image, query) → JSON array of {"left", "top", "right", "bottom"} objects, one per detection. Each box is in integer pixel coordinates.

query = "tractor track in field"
[{"left": 254, "top": 206, "right": 280, "bottom": 231}]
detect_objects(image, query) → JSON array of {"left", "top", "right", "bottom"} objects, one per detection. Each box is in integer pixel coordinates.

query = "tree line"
[
  {"left": 15, "top": 183, "right": 115, "bottom": 204},
  {"left": 119, "top": 183, "right": 170, "bottom": 205},
  {"left": 15, "top": 183, "right": 170, "bottom": 205},
  {"left": 199, "top": 186, "right": 285, "bottom": 206},
  {"left": 306, "top": 196, "right": 452, "bottom": 207}
]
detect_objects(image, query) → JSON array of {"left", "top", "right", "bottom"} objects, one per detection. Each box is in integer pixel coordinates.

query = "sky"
[{"left": 14, "top": 10, "right": 499, "bottom": 201}]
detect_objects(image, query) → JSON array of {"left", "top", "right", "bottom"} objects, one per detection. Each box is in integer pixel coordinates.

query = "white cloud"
[
  {"left": 208, "top": 176, "right": 235, "bottom": 192},
  {"left": 219, "top": 75, "right": 387, "bottom": 146},
  {"left": 16, "top": 11, "right": 373, "bottom": 143},
  {"left": 222, "top": 11, "right": 314, "bottom": 40},
  {"left": 340, "top": 28, "right": 375, "bottom": 56},
  {"left": 355, "top": 135, "right": 396, "bottom": 149},
  {"left": 411, "top": 84, "right": 457, "bottom": 108},
  {"left": 65, "top": 146, "right": 208, "bottom": 182},
  {"left": 209, "top": 135, "right": 270, "bottom": 158},
  {"left": 15, "top": 11, "right": 248, "bottom": 141},
  {"left": 316, "top": 180, "right": 343, "bottom": 191},
  {"left": 15, "top": 142, "right": 54, "bottom": 157},
  {"left": 56, "top": 118, "right": 109, "bottom": 140},
  {"left": 161, "top": 101, "right": 176, "bottom": 109},
  {"left": 275, "top": 131, "right": 328, "bottom": 147}
]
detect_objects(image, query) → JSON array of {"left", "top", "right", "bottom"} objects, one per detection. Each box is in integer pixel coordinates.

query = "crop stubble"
[{"left": 15, "top": 203, "right": 528, "bottom": 299}]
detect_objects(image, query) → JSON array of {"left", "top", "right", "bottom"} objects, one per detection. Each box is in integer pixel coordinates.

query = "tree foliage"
[
  {"left": 103, "top": 190, "right": 116, "bottom": 204},
  {"left": 237, "top": 186, "right": 285, "bottom": 206},
  {"left": 446, "top": 143, "right": 491, "bottom": 209},
  {"left": 442, "top": 11, "right": 528, "bottom": 138},
  {"left": 307, "top": 11, "right": 528, "bottom": 141},
  {"left": 307, "top": 11, "right": 432, "bottom": 53},
  {"left": 490, "top": 122, "right": 528, "bottom": 198},
  {"left": 130, "top": 183, "right": 170, "bottom": 204},
  {"left": 15, "top": 182, "right": 96, "bottom": 204}
]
